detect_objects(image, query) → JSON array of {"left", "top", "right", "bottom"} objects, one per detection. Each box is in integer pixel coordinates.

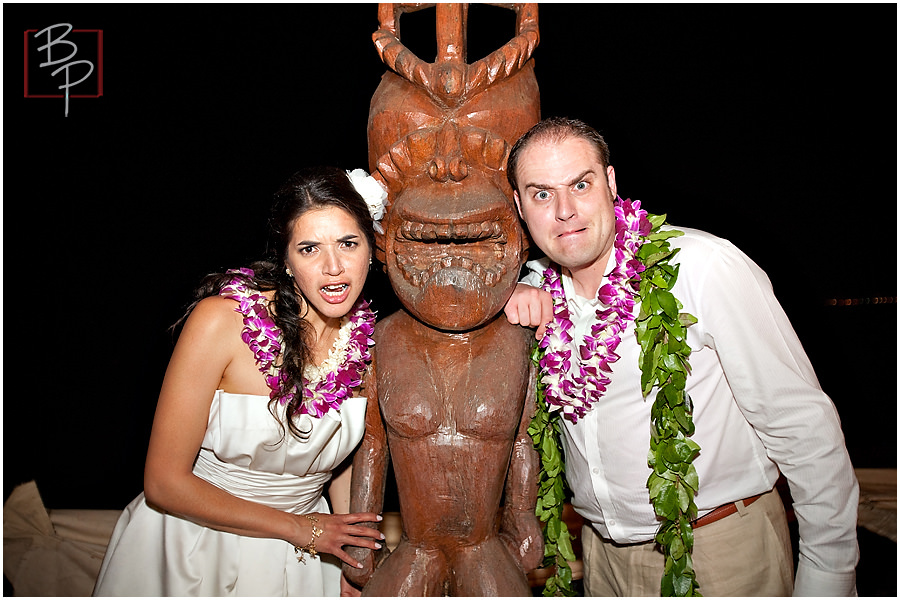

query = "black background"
[{"left": 5, "top": 3, "right": 896, "bottom": 517}]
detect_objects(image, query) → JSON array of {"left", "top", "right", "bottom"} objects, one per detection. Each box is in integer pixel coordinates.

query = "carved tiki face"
[{"left": 368, "top": 3, "right": 541, "bottom": 331}]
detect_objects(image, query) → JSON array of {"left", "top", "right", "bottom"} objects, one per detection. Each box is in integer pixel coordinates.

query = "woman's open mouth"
[{"left": 320, "top": 283, "right": 350, "bottom": 303}]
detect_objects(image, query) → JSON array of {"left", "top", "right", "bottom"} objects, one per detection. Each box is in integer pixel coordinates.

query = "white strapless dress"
[{"left": 93, "top": 390, "right": 366, "bottom": 597}]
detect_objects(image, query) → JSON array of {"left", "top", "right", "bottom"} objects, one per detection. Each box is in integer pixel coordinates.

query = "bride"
[{"left": 93, "top": 166, "right": 387, "bottom": 597}]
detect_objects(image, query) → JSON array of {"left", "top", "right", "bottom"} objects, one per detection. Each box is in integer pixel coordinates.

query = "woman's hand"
[{"left": 294, "top": 512, "right": 384, "bottom": 568}]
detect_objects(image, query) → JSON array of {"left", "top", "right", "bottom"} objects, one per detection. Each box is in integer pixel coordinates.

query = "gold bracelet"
[{"left": 294, "top": 514, "right": 324, "bottom": 564}]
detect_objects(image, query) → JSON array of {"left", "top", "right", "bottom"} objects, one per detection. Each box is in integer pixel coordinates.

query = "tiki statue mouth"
[
  {"left": 393, "top": 215, "right": 510, "bottom": 289},
  {"left": 381, "top": 174, "right": 525, "bottom": 331}
]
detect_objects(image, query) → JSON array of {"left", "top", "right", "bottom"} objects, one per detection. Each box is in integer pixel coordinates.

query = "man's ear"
[
  {"left": 607, "top": 165, "right": 618, "bottom": 199},
  {"left": 513, "top": 190, "right": 524, "bottom": 219}
]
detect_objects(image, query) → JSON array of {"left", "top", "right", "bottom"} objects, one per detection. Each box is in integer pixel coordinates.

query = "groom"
[{"left": 504, "top": 116, "right": 859, "bottom": 596}]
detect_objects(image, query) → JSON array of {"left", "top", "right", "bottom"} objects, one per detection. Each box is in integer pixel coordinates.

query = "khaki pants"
[{"left": 581, "top": 487, "right": 793, "bottom": 596}]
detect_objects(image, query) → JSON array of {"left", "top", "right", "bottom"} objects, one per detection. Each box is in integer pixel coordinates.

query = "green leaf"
[
  {"left": 638, "top": 241, "right": 662, "bottom": 259},
  {"left": 651, "top": 272, "right": 671, "bottom": 288},
  {"left": 678, "top": 312, "right": 698, "bottom": 327},
  {"left": 648, "top": 213, "right": 667, "bottom": 229},
  {"left": 658, "top": 466, "right": 678, "bottom": 481},
  {"left": 676, "top": 481, "right": 691, "bottom": 512},
  {"left": 656, "top": 289, "right": 679, "bottom": 318},
  {"left": 663, "top": 318, "right": 686, "bottom": 341},
  {"left": 547, "top": 516, "right": 561, "bottom": 540},
  {"left": 681, "top": 517, "right": 695, "bottom": 550},
  {"left": 648, "top": 471, "right": 668, "bottom": 499},
  {"left": 681, "top": 524, "right": 697, "bottom": 552},
  {"left": 645, "top": 251, "right": 675, "bottom": 269},
  {"left": 641, "top": 359, "right": 655, "bottom": 395},
  {"left": 541, "top": 433, "right": 559, "bottom": 463},
  {"left": 546, "top": 463, "right": 561, "bottom": 479},
  {"left": 557, "top": 527, "right": 576, "bottom": 561},
  {"left": 661, "top": 572, "right": 675, "bottom": 597},
  {"left": 679, "top": 439, "right": 697, "bottom": 462},
  {"left": 663, "top": 441, "right": 682, "bottom": 465},
  {"left": 669, "top": 532, "right": 685, "bottom": 560},
  {"left": 673, "top": 574, "right": 696, "bottom": 597},
  {"left": 658, "top": 484, "right": 677, "bottom": 518},
  {"left": 684, "top": 464, "right": 699, "bottom": 492},
  {"left": 661, "top": 382, "right": 681, "bottom": 407},
  {"left": 684, "top": 438, "right": 701, "bottom": 457},
  {"left": 651, "top": 341, "right": 663, "bottom": 372},
  {"left": 648, "top": 289, "right": 662, "bottom": 316},
  {"left": 663, "top": 351, "right": 683, "bottom": 374}
]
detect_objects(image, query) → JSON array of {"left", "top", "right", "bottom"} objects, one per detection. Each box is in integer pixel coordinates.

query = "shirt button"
[
  {"left": 608, "top": 519, "right": 616, "bottom": 527},
  {"left": 592, "top": 467, "right": 600, "bottom": 474}
]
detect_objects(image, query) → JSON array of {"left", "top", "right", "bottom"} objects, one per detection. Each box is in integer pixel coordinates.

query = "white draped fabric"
[{"left": 92, "top": 391, "right": 366, "bottom": 597}]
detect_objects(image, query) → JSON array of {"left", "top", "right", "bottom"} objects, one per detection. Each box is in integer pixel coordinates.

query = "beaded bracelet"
[{"left": 294, "top": 514, "right": 323, "bottom": 564}]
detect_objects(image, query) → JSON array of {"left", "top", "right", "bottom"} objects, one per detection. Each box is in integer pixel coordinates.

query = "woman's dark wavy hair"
[{"left": 171, "top": 166, "right": 375, "bottom": 441}]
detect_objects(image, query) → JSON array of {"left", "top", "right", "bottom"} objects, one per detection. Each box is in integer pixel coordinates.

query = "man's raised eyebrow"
[{"left": 524, "top": 169, "right": 596, "bottom": 190}]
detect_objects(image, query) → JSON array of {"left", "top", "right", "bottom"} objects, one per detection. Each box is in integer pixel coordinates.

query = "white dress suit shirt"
[{"left": 521, "top": 226, "right": 859, "bottom": 596}]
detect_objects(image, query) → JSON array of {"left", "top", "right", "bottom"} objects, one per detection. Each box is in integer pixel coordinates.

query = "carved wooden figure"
[{"left": 342, "top": 3, "right": 545, "bottom": 595}]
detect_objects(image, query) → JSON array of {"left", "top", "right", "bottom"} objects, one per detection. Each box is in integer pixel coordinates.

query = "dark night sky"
[{"left": 5, "top": 3, "right": 897, "bottom": 510}]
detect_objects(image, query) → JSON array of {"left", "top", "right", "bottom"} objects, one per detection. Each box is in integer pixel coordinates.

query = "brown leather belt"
[{"left": 692, "top": 493, "right": 764, "bottom": 528}]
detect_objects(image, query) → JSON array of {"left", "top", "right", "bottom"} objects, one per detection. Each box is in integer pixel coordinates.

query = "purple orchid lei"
[
  {"left": 220, "top": 268, "right": 376, "bottom": 419},
  {"left": 538, "top": 197, "right": 651, "bottom": 423}
]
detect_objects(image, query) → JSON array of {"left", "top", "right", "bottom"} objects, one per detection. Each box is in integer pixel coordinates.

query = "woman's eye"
[
  {"left": 299, "top": 245, "right": 316, "bottom": 255},
  {"left": 341, "top": 241, "right": 358, "bottom": 249}
]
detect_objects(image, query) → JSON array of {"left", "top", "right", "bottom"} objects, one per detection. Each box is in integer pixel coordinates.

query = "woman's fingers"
[
  {"left": 341, "top": 512, "right": 383, "bottom": 526},
  {"left": 341, "top": 524, "right": 384, "bottom": 542},
  {"left": 297, "top": 512, "right": 386, "bottom": 568},
  {"left": 335, "top": 548, "right": 365, "bottom": 569},
  {"left": 331, "top": 534, "right": 382, "bottom": 568}
]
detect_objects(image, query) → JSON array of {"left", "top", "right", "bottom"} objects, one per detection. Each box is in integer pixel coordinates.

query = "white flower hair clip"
[{"left": 346, "top": 168, "right": 387, "bottom": 234}]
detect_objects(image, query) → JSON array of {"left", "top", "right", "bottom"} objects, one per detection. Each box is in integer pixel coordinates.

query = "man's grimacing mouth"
[
  {"left": 557, "top": 226, "right": 587, "bottom": 238},
  {"left": 393, "top": 217, "right": 510, "bottom": 288}
]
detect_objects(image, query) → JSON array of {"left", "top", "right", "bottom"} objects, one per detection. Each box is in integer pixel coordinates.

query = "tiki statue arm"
[
  {"left": 342, "top": 359, "right": 390, "bottom": 588},
  {"left": 499, "top": 359, "right": 544, "bottom": 572}
]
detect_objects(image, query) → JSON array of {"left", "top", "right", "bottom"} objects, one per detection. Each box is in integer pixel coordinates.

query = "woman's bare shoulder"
[{"left": 179, "top": 295, "right": 244, "bottom": 341}]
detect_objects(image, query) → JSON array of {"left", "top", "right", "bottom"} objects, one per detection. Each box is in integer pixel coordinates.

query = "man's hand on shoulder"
[{"left": 504, "top": 283, "right": 553, "bottom": 340}]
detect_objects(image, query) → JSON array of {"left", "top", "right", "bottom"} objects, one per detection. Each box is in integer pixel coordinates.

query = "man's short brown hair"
[{"left": 506, "top": 116, "right": 611, "bottom": 193}]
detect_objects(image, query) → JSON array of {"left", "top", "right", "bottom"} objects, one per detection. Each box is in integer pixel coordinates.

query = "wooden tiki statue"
[{"left": 344, "top": 3, "right": 544, "bottom": 596}]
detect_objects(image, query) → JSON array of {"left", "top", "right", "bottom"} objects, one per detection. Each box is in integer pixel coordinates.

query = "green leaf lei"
[
  {"left": 529, "top": 211, "right": 701, "bottom": 597},
  {"left": 639, "top": 214, "right": 701, "bottom": 596},
  {"left": 528, "top": 351, "right": 577, "bottom": 596}
]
